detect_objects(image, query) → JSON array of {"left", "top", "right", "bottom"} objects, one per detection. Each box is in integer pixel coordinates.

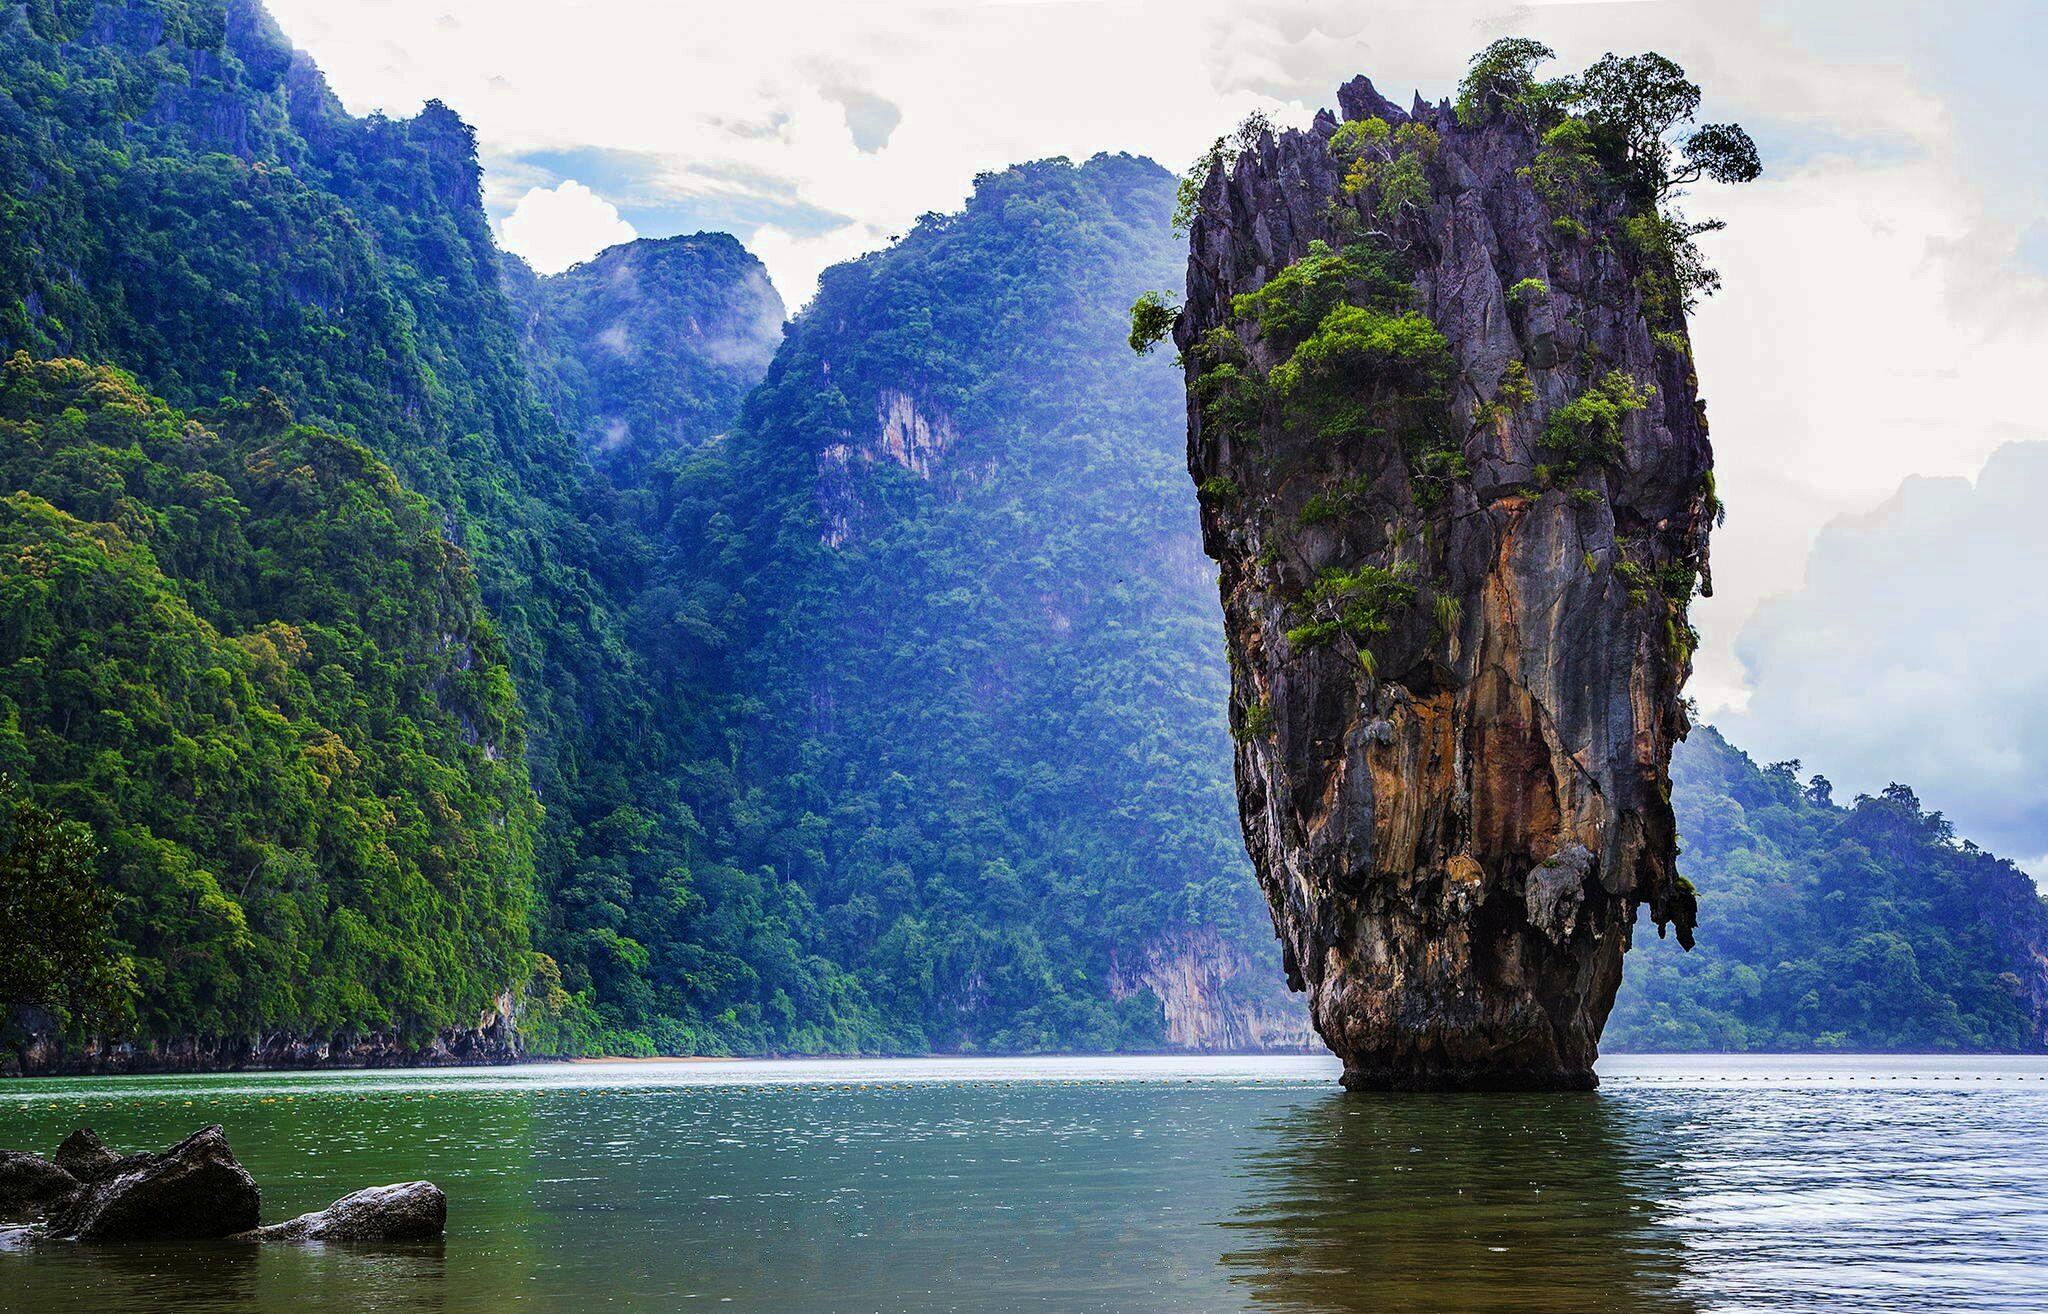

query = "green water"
[{"left": 3, "top": 1054, "right": 2046, "bottom": 1312}]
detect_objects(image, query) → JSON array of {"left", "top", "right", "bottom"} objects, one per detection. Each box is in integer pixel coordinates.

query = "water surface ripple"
[{"left": 2, "top": 1054, "right": 2043, "bottom": 1312}]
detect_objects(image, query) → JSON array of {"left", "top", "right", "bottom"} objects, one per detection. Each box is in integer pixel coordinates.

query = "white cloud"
[
  {"left": 1683, "top": 151, "right": 2048, "bottom": 714},
  {"left": 747, "top": 220, "right": 890, "bottom": 315},
  {"left": 264, "top": 0, "right": 2048, "bottom": 856},
  {"left": 497, "top": 180, "right": 636, "bottom": 275},
  {"left": 1721, "top": 442, "right": 2048, "bottom": 867}
]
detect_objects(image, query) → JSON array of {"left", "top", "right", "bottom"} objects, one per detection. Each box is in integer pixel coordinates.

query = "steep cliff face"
[
  {"left": 1110, "top": 928, "right": 1315, "bottom": 1052},
  {"left": 661, "top": 155, "right": 1302, "bottom": 1052},
  {"left": 1180, "top": 77, "right": 1711, "bottom": 1089}
]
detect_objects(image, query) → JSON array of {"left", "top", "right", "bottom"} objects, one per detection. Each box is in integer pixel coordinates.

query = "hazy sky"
[{"left": 264, "top": 0, "right": 2048, "bottom": 870}]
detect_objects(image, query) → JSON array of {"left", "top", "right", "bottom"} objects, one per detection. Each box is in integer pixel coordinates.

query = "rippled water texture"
[{"left": 3, "top": 1054, "right": 2045, "bottom": 1312}]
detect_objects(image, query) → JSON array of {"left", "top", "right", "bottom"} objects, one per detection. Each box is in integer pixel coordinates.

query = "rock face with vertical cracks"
[{"left": 1179, "top": 76, "right": 1711, "bottom": 1091}]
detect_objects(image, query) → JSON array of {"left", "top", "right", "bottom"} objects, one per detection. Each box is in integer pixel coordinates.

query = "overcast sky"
[{"left": 264, "top": 0, "right": 2048, "bottom": 871}]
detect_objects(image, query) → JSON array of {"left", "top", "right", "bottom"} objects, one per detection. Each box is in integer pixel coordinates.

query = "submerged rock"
[
  {"left": 237, "top": 1181, "right": 447, "bottom": 1243},
  {"left": 45, "top": 1125, "right": 261, "bottom": 1240},
  {"left": 1178, "top": 75, "right": 1712, "bottom": 1090}
]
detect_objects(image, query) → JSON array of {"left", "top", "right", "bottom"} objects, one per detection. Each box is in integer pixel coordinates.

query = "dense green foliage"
[
  {"left": 0, "top": 1, "right": 780, "bottom": 1056},
  {"left": 0, "top": 357, "right": 536, "bottom": 1043},
  {"left": 1539, "top": 369, "right": 1656, "bottom": 472},
  {"left": 1610, "top": 727, "right": 2048, "bottom": 1052},
  {"left": 0, "top": 782, "right": 133, "bottom": 1034},
  {"left": 505, "top": 233, "right": 784, "bottom": 482},
  {"left": 624, "top": 155, "right": 1284, "bottom": 1052},
  {"left": 1447, "top": 39, "right": 1759, "bottom": 314}
]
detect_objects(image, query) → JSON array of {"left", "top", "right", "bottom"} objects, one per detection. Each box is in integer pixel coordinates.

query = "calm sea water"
[{"left": 3, "top": 1053, "right": 2045, "bottom": 1313}]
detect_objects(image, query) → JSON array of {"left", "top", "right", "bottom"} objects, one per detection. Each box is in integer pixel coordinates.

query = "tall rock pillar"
[{"left": 1180, "top": 76, "right": 1710, "bottom": 1090}]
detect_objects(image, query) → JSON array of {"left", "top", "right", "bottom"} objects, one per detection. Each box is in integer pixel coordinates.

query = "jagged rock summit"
[{"left": 1178, "top": 74, "right": 1712, "bottom": 1089}]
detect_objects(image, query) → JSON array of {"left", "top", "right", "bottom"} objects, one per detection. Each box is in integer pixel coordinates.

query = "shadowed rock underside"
[{"left": 1181, "top": 77, "right": 1710, "bottom": 1090}]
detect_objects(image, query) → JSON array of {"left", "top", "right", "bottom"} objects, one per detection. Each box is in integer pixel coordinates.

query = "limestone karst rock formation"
[{"left": 1178, "top": 74, "right": 1711, "bottom": 1090}]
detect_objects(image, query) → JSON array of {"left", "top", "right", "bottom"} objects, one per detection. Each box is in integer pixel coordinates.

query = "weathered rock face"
[
  {"left": 1110, "top": 927, "right": 1315, "bottom": 1052},
  {"left": 0, "top": 1151, "right": 79, "bottom": 1220},
  {"left": 4, "top": 995, "right": 523, "bottom": 1076},
  {"left": 52, "top": 1129, "right": 120, "bottom": 1181},
  {"left": 238, "top": 1181, "right": 447, "bottom": 1243},
  {"left": 1180, "top": 77, "right": 1710, "bottom": 1090},
  {"left": 45, "top": 1126, "right": 261, "bottom": 1240}
]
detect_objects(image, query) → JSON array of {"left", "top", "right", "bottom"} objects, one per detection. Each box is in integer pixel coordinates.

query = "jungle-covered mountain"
[
  {"left": 601, "top": 154, "right": 1303, "bottom": 1053},
  {"left": 0, "top": 0, "right": 822, "bottom": 1058},
  {"left": 503, "top": 233, "right": 785, "bottom": 483},
  {"left": 1, "top": 0, "right": 2043, "bottom": 1065},
  {"left": 0, "top": 356, "right": 534, "bottom": 1049},
  {"left": 1611, "top": 727, "right": 2048, "bottom": 1053}
]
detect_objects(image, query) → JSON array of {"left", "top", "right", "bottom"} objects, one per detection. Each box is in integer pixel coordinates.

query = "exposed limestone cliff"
[
  {"left": 3, "top": 996, "right": 522, "bottom": 1077},
  {"left": 1179, "top": 77, "right": 1711, "bottom": 1090},
  {"left": 1110, "top": 927, "right": 1314, "bottom": 1052}
]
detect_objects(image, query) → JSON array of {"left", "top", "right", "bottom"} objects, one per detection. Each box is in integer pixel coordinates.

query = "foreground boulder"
[
  {"left": 3, "top": 1126, "right": 448, "bottom": 1244},
  {"left": 45, "top": 1125, "right": 260, "bottom": 1240},
  {"left": 52, "top": 1128, "right": 121, "bottom": 1181},
  {"left": 0, "top": 1150, "right": 78, "bottom": 1220},
  {"left": 237, "top": 1181, "right": 447, "bottom": 1243}
]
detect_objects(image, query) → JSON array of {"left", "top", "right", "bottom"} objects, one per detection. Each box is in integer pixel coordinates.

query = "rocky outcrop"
[
  {"left": 236, "top": 1181, "right": 447, "bottom": 1243},
  {"left": 44, "top": 1126, "right": 260, "bottom": 1241},
  {"left": 3, "top": 1127, "right": 448, "bottom": 1245},
  {"left": 52, "top": 1128, "right": 120, "bottom": 1181},
  {"left": 0, "top": 1150, "right": 79, "bottom": 1219},
  {"left": 815, "top": 389, "right": 968, "bottom": 547},
  {"left": 1179, "top": 77, "right": 1711, "bottom": 1089},
  {"left": 4, "top": 996, "right": 522, "bottom": 1076},
  {"left": 1111, "top": 927, "right": 1314, "bottom": 1051}
]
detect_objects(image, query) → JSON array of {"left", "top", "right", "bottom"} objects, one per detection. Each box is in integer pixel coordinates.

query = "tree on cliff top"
[
  {"left": 1456, "top": 40, "right": 1761, "bottom": 202},
  {"left": 1454, "top": 40, "right": 1761, "bottom": 317},
  {"left": 1576, "top": 52, "right": 1762, "bottom": 200}
]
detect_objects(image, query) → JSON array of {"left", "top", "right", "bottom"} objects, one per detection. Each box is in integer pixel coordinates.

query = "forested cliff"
[
  {"left": 627, "top": 155, "right": 1305, "bottom": 1052},
  {"left": 0, "top": 0, "right": 1305, "bottom": 1066},
  {"left": 1, "top": 2, "right": 2042, "bottom": 1070},
  {"left": 0, "top": 0, "right": 814, "bottom": 1062}
]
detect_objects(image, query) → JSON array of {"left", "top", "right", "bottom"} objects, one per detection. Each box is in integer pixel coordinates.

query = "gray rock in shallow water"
[
  {"left": 240, "top": 1181, "right": 446, "bottom": 1243},
  {"left": 53, "top": 1128, "right": 121, "bottom": 1182},
  {"left": 45, "top": 1125, "right": 260, "bottom": 1241},
  {"left": 0, "top": 1151, "right": 79, "bottom": 1221}
]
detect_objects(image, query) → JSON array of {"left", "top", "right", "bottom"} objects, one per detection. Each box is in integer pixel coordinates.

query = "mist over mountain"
[{"left": 504, "top": 233, "right": 786, "bottom": 481}]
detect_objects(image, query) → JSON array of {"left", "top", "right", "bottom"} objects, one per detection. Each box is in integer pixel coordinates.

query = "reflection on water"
[
  {"left": 3, "top": 1238, "right": 451, "bottom": 1311},
  {"left": 4, "top": 1055, "right": 2048, "bottom": 1312},
  {"left": 1225, "top": 1093, "right": 1692, "bottom": 1313}
]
